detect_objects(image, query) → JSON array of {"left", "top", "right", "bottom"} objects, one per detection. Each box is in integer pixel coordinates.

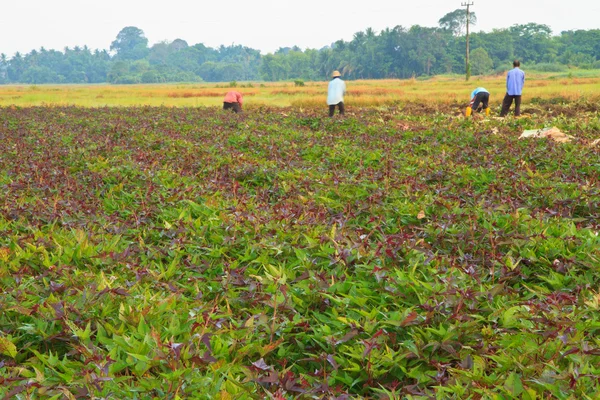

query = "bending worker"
[
  {"left": 223, "top": 91, "right": 243, "bottom": 113},
  {"left": 327, "top": 70, "right": 346, "bottom": 117},
  {"left": 466, "top": 87, "right": 490, "bottom": 117}
]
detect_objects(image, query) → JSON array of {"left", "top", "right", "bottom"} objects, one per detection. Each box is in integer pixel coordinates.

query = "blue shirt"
[
  {"left": 327, "top": 78, "right": 346, "bottom": 105},
  {"left": 506, "top": 68, "right": 525, "bottom": 96},
  {"left": 470, "top": 87, "right": 489, "bottom": 101}
]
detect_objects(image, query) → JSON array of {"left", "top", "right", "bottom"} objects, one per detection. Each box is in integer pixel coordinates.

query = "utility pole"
[{"left": 462, "top": 1, "right": 474, "bottom": 81}]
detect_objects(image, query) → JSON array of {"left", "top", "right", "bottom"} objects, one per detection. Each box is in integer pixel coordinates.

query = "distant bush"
[
  {"left": 229, "top": 81, "right": 238, "bottom": 88},
  {"left": 578, "top": 63, "right": 595, "bottom": 70},
  {"left": 114, "top": 75, "right": 141, "bottom": 84},
  {"left": 493, "top": 64, "right": 510, "bottom": 75},
  {"left": 294, "top": 80, "right": 305, "bottom": 87},
  {"left": 141, "top": 71, "right": 160, "bottom": 84},
  {"left": 470, "top": 48, "right": 494, "bottom": 76},
  {"left": 529, "top": 63, "right": 568, "bottom": 72},
  {"left": 168, "top": 72, "right": 203, "bottom": 83}
]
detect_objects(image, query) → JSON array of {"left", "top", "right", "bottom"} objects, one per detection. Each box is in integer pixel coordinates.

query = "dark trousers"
[
  {"left": 500, "top": 94, "right": 521, "bottom": 117},
  {"left": 471, "top": 92, "right": 489, "bottom": 112},
  {"left": 223, "top": 102, "right": 241, "bottom": 113},
  {"left": 329, "top": 102, "right": 345, "bottom": 117}
]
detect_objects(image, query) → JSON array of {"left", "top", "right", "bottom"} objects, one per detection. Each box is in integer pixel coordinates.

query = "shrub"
[
  {"left": 470, "top": 48, "right": 494, "bottom": 76},
  {"left": 493, "top": 64, "right": 511, "bottom": 75},
  {"left": 114, "top": 75, "right": 141, "bottom": 84},
  {"left": 529, "top": 63, "right": 568, "bottom": 73},
  {"left": 141, "top": 71, "right": 160, "bottom": 84},
  {"left": 294, "top": 80, "right": 305, "bottom": 87}
]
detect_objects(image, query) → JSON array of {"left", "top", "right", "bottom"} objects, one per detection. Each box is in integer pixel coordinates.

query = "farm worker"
[
  {"left": 466, "top": 87, "right": 490, "bottom": 117},
  {"left": 223, "top": 91, "right": 243, "bottom": 113},
  {"left": 500, "top": 60, "right": 525, "bottom": 117},
  {"left": 327, "top": 70, "right": 346, "bottom": 117}
]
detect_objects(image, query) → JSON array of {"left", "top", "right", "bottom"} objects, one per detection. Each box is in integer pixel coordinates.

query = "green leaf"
[
  {"left": 0, "top": 336, "right": 17, "bottom": 358},
  {"left": 501, "top": 306, "right": 527, "bottom": 328},
  {"left": 504, "top": 372, "right": 524, "bottom": 396}
]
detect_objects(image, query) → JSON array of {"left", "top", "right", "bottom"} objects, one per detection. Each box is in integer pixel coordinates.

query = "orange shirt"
[{"left": 224, "top": 91, "right": 243, "bottom": 105}]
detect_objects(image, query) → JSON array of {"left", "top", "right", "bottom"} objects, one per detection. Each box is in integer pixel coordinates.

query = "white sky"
[{"left": 1, "top": 0, "right": 598, "bottom": 57}]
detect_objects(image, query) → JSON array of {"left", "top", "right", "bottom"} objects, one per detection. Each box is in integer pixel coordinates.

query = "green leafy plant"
[{"left": 0, "top": 103, "right": 599, "bottom": 398}]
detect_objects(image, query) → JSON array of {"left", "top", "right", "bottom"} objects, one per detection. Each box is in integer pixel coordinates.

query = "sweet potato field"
[{"left": 1, "top": 102, "right": 599, "bottom": 399}]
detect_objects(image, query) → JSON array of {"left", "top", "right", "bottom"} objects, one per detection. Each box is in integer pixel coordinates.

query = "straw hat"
[{"left": 332, "top": 70, "right": 341, "bottom": 77}]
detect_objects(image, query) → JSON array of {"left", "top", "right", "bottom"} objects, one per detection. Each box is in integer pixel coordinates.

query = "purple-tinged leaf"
[{"left": 251, "top": 358, "right": 271, "bottom": 371}]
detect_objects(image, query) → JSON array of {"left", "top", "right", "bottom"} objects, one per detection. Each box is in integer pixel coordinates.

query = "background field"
[{"left": 2, "top": 71, "right": 600, "bottom": 109}]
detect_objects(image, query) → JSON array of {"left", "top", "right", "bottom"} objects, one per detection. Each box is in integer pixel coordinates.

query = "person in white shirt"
[{"left": 327, "top": 70, "right": 346, "bottom": 117}]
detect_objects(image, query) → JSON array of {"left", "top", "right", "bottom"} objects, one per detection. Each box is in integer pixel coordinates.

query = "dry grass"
[{"left": 1, "top": 74, "right": 599, "bottom": 108}]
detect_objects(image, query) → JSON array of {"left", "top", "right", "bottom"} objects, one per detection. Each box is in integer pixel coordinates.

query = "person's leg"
[
  {"left": 481, "top": 93, "right": 489, "bottom": 109},
  {"left": 329, "top": 105, "right": 335, "bottom": 117},
  {"left": 514, "top": 96, "right": 522, "bottom": 116},
  {"left": 338, "top": 102, "right": 345, "bottom": 115},
  {"left": 233, "top": 103, "right": 241, "bottom": 113},
  {"left": 482, "top": 93, "right": 490, "bottom": 115},
  {"left": 224, "top": 102, "right": 233, "bottom": 111},
  {"left": 471, "top": 94, "right": 482, "bottom": 113},
  {"left": 500, "top": 94, "right": 512, "bottom": 117}
]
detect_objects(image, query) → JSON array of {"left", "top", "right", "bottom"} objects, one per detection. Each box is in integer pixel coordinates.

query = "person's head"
[
  {"left": 513, "top": 60, "right": 521, "bottom": 68},
  {"left": 332, "top": 70, "right": 341, "bottom": 79}
]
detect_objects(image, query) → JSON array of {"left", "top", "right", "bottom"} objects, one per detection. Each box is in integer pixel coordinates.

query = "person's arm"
[
  {"left": 236, "top": 92, "right": 243, "bottom": 106},
  {"left": 469, "top": 90, "right": 476, "bottom": 106}
]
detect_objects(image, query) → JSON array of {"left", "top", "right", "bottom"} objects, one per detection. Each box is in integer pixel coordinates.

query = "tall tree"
[
  {"left": 509, "top": 23, "right": 555, "bottom": 63},
  {"left": 0, "top": 53, "right": 8, "bottom": 83},
  {"left": 439, "top": 9, "right": 477, "bottom": 36},
  {"left": 110, "top": 27, "right": 149, "bottom": 61}
]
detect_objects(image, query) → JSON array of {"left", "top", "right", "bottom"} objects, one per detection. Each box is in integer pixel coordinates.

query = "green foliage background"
[{"left": 1, "top": 17, "right": 600, "bottom": 84}]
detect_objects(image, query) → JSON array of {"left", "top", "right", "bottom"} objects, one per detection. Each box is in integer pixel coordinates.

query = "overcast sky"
[{"left": 1, "top": 0, "right": 598, "bottom": 56}]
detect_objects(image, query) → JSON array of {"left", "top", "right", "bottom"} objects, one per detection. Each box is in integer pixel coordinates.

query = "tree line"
[{"left": 1, "top": 10, "right": 599, "bottom": 84}]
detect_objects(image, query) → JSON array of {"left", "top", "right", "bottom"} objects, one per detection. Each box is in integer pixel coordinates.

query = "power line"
[{"left": 461, "top": 1, "right": 474, "bottom": 81}]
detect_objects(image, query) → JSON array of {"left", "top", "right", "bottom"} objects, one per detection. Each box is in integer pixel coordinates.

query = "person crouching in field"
[
  {"left": 327, "top": 71, "right": 346, "bottom": 117},
  {"left": 466, "top": 87, "right": 490, "bottom": 117},
  {"left": 500, "top": 60, "right": 525, "bottom": 117},
  {"left": 223, "top": 91, "right": 243, "bottom": 113}
]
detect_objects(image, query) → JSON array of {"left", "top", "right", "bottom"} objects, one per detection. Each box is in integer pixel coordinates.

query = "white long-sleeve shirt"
[{"left": 327, "top": 78, "right": 346, "bottom": 105}]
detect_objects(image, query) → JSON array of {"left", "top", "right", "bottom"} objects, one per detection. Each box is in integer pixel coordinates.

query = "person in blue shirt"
[
  {"left": 327, "top": 70, "right": 346, "bottom": 117},
  {"left": 466, "top": 87, "right": 490, "bottom": 117},
  {"left": 500, "top": 60, "right": 526, "bottom": 117}
]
